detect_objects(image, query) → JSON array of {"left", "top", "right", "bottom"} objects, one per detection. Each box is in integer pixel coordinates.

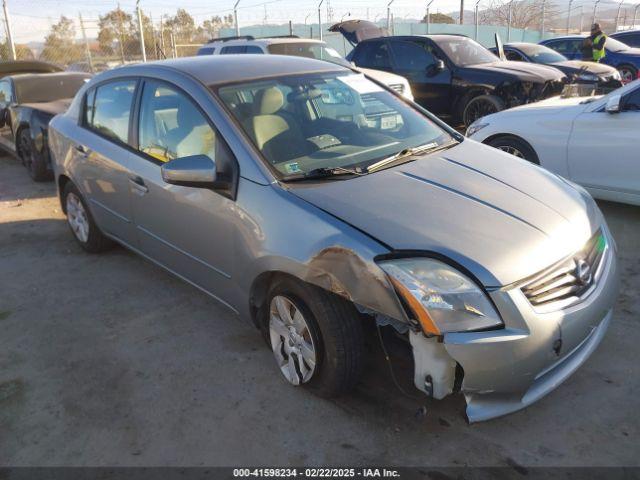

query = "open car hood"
[{"left": 328, "top": 20, "right": 388, "bottom": 46}]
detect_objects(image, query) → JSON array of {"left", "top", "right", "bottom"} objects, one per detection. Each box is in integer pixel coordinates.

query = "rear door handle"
[{"left": 129, "top": 175, "right": 149, "bottom": 194}]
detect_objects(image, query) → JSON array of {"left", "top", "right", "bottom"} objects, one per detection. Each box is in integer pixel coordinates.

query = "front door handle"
[
  {"left": 129, "top": 175, "right": 149, "bottom": 194},
  {"left": 75, "top": 144, "right": 89, "bottom": 157}
]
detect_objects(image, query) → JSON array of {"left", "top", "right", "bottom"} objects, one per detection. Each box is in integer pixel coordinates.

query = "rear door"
[
  {"left": 73, "top": 78, "right": 139, "bottom": 244},
  {"left": 351, "top": 39, "right": 394, "bottom": 73},
  {"left": 567, "top": 87, "right": 640, "bottom": 200},
  {"left": 545, "top": 39, "right": 583, "bottom": 60},
  {"left": 126, "top": 79, "right": 237, "bottom": 305}
]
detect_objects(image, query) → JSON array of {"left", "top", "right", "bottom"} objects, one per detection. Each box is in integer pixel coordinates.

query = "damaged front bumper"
[{"left": 410, "top": 231, "right": 619, "bottom": 423}]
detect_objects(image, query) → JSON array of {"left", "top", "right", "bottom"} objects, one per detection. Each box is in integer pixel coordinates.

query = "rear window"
[{"left": 197, "top": 46, "right": 216, "bottom": 55}]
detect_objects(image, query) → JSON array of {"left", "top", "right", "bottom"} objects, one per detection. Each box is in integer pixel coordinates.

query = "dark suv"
[{"left": 333, "top": 24, "right": 566, "bottom": 126}]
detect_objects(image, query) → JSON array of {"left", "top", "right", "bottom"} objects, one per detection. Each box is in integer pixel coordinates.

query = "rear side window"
[
  {"left": 198, "top": 46, "right": 216, "bottom": 55},
  {"left": 352, "top": 41, "right": 392, "bottom": 70},
  {"left": 220, "top": 45, "right": 246, "bottom": 54},
  {"left": 245, "top": 46, "right": 264, "bottom": 53},
  {"left": 0, "top": 80, "right": 12, "bottom": 103},
  {"left": 85, "top": 79, "right": 137, "bottom": 144},
  {"left": 624, "top": 88, "right": 640, "bottom": 111},
  {"left": 505, "top": 49, "right": 525, "bottom": 61},
  {"left": 616, "top": 33, "right": 640, "bottom": 47}
]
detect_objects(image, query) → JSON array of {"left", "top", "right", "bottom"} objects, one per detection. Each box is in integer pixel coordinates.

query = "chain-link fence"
[{"left": 1, "top": 0, "right": 638, "bottom": 71}]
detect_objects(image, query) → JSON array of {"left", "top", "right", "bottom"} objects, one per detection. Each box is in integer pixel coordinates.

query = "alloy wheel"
[
  {"left": 496, "top": 145, "right": 525, "bottom": 158},
  {"left": 465, "top": 99, "right": 499, "bottom": 126},
  {"left": 269, "top": 295, "right": 317, "bottom": 385},
  {"left": 66, "top": 192, "right": 90, "bottom": 243},
  {"left": 619, "top": 67, "right": 636, "bottom": 84}
]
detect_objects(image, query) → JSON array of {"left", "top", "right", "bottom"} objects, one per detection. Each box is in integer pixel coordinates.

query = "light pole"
[
  {"left": 541, "top": 0, "right": 546, "bottom": 38},
  {"left": 318, "top": 0, "right": 324, "bottom": 41},
  {"left": 426, "top": 0, "right": 435, "bottom": 33},
  {"left": 474, "top": 0, "right": 481, "bottom": 39},
  {"left": 304, "top": 12, "right": 311, "bottom": 24},
  {"left": 592, "top": 0, "right": 600, "bottom": 25},
  {"left": 136, "top": 0, "right": 146, "bottom": 62},
  {"left": 387, "top": 0, "right": 395, "bottom": 31},
  {"left": 579, "top": 5, "right": 584, "bottom": 32},
  {"left": 615, "top": 0, "right": 624, "bottom": 31},
  {"left": 507, "top": 0, "right": 513, "bottom": 42},
  {"left": 567, "top": 0, "right": 574, "bottom": 34},
  {"left": 234, "top": 0, "right": 241, "bottom": 36},
  {"left": 2, "top": 0, "right": 16, "bottom": 60}
]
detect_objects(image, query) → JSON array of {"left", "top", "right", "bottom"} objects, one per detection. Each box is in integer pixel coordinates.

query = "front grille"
[
  {"left": 522, "top": 230, "right": 607, "bottom": 308},
  {"left": 388, "top": 83, "right": 405, "bottom": 95}
]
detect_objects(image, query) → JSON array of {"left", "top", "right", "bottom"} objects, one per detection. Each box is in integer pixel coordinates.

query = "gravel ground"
[{"left": 1, "top": 152, "right": 639, "bottom": 468}]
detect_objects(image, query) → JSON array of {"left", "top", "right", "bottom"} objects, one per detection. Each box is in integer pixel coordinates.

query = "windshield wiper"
[
  {"left": 364, "top": 140, "right": 458, "bottom": 174},
  {"left": 280, "top": 166, "right": 365, "bottom": 182}
]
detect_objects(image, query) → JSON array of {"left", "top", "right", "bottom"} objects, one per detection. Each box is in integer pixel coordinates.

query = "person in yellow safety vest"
[{"left": 582, "top": 23, "right": 607, "bottom": 62}]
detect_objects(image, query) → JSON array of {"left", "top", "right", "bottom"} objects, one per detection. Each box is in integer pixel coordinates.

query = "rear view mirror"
[
  {"left": 605, "top": 94, "right": 621, "bottom": 114},
  {"left": 161, "top": 154, "right": 217, "bottom": 188}
]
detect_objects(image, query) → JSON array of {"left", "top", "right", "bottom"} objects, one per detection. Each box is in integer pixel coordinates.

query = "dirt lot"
[{"left": 1, "top": 152, "right": 639, "bottom": 468}]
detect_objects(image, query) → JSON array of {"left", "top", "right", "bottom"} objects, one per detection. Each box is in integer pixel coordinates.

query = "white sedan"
[{"left": 467, "top": 80, "right": 640, "bottom": 206}]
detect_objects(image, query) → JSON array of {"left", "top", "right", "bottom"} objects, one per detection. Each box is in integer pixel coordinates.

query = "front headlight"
[
  {"left": 379, "top": 258, "right": 503, "bottom": 335},
  {"left": 466, "top": 121, "right": 489, "bottom": 137},
  {"left": 611, "top": 70, "right": 622, "bottom": 81}
]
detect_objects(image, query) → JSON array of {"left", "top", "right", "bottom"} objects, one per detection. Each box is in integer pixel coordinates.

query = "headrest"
[
  {"left": 176, "top": 98, "right": 200, "bottom": 130},
  {"left": 255, "top": 87, "right": 284, "bottom": 115}
]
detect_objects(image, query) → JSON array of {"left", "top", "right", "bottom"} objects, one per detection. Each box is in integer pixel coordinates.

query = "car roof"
[
  {"left": 543, "top": 35, "right": 585, "bottom": 41},
  {"left": 128, "top": 54, "right": 347, "bottom": 85},
  {"left": 7, "top": 71, "right": 92, "bottom": 85},
  {"left": 611, "top": 29, "right": 640, "bottom": 35},
  {"left": 205, "top": 37, "right": 324, "bottom": 46},
  {"left": 0, "top": 60, "right": 62, "bottom": 75}
]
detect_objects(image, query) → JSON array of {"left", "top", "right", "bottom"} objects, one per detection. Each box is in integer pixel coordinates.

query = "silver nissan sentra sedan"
[{"left": 48, "top": 55, "right": 619, "bottom": 422}]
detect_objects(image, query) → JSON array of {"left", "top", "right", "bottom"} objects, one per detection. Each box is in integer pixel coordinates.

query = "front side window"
[
  {"left": 216, "top": 72, "right": 453, "bottom": 177},
  {"left": 623, "top": 87, "right": 640, "bottom": 111},
  {"left": 220, "top": 45, "right": 246, "bottom": 54},
  {"left": 505, "top": 50, "right": 525, "bottom": 61},
  {"left": 85, "top": 79, "right": 136, "bottom": 144},
  {"left": 245, "top": 45, "right": 264, "bottom": 54},
  {"left": 138, "top": 81, "right": 216, "bottom": 163},
  {"left": 389, "top": 41, "right": 436, "bottom": 70},
  {"left": 517, "top": 44, "right": 567, "bottom": 63},
  {"left": 198, "top": 46, "right": 216, "bottom": 55}
]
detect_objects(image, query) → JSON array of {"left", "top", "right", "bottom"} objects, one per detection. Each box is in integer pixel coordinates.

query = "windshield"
[
  {"left": 517, "top": 44, "right": 567, "bottom": 63},
  {"left": 437, "top": 36, "right": 498, "bottom": 66},
  {"left": 604, "top": 37, "right": 631, "bottom": 52},
  {"left": 215, "top": 72, "right": 453, "bottom": 177},
  {"left": 15, "top": 74, "right": 90, "bottom": 103},
  {"left": 267, "top": 42, "right": 351, "bottom": 67}
]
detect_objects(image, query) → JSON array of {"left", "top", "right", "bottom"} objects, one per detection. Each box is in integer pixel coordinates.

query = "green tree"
[
  {"left": 165, "top": 8, "right": 197, "bottom": 43},
  {"left": 201, "top": 14, "right": 234, "bottom": 40},
  {"left": 98, "top": 7, "right": 136, "bottom": 57},
  {"left": 40, "top": 16, "right": 83, "bottom": 65},
  {"left": 421, "top": 12, "right": 455, "bottom": 24},
  {"left": 0, "top": 42, "right": 34, "bottom": 60}
]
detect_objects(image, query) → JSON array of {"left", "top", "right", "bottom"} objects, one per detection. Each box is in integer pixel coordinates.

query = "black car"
[
  {"left": 610, "top": 29, "right": 640, "bottom": 48},
  {"left": 332, "top": 21, "right": 566, "bottom": 126},
  {"left": 488, "top": 42, "right": 622, "bottom": 90},
  {"left": 0, "top": 72, "right": 91, "bottom": 180}
]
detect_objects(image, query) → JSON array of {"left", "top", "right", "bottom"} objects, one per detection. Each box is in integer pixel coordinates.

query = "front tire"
[
  {"left": 19, "top": 128, "right": 50, "bottom": 182},
  {"left": 617, "top": 64, "right": 638, "bottom": 84},
  {"left": 487, "top": 135, "right": 540, "bottom": 164},
  {"left": 62, "top": 182, "right": 113, "bottom": 253},
  {"left": 263, "top": 277, "right": 365, "bottom": 398},
  {"left": 463, "top": 94, "right": 505, "bottom": 127}
]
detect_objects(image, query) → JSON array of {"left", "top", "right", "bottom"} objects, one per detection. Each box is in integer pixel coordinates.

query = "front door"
[
  {"left": 127, "top": 80, "right": 237, "bottom": 308},
  {"left": 567, "top": 87, "right": 640, "bottom": 200}
]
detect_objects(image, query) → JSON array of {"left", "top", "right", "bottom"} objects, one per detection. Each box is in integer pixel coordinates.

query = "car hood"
[
  {"left": 464, "top": 60, "right": 566, "bottom": 82},
  {"left": 329, "top": 20, "right": 388, "bottom": 46},
  {"left": 550, "top": 60, "right": 617, "bottom": 76},
  {"left": 483, "top": 93, "right": 600, "bottom": 117},
  {"left": 288, "top": 140, "right": 600, "bottom": 287},
  {"left": 22, "top": 98, "right": 73, "bottom": 116}
]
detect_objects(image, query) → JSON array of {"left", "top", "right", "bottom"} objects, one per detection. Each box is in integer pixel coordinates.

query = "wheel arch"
[
  {"left": 482, "top": 133, "right": 540, "bottom": 164},
  {"left": 57, "top": 174, "right": 72, "bottom": 213}
]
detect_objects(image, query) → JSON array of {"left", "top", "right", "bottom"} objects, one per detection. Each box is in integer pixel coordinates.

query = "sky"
[{"left": 5, "top": 0, "right": 635, "bottom": 43}]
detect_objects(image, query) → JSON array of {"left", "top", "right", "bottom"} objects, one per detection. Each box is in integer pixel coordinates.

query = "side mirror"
[
  {"left": 427, "top": 60, "right": 445, "bottom": 76},
  {"left": 161, "top": 154, "right": 217, "bottom": 188},
  {"left": 605, "top": 94, "right": 621, "bottom": 114}
]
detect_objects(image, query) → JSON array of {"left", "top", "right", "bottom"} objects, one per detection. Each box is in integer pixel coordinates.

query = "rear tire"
[
  {"left": 262, "top": 277, "right": 365, "bottom": 398},
  {"left": 62, "top": 181, "right": 113, "bottom": 253},
  {"left": 19, "top": 128, "right": 50, "bottom": 182},
  {"left": 463, "top": 94, "right": 505, "bottom": 127},
  {"left": 487, "top": 135, "right": 539, "bottom": 164}
]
